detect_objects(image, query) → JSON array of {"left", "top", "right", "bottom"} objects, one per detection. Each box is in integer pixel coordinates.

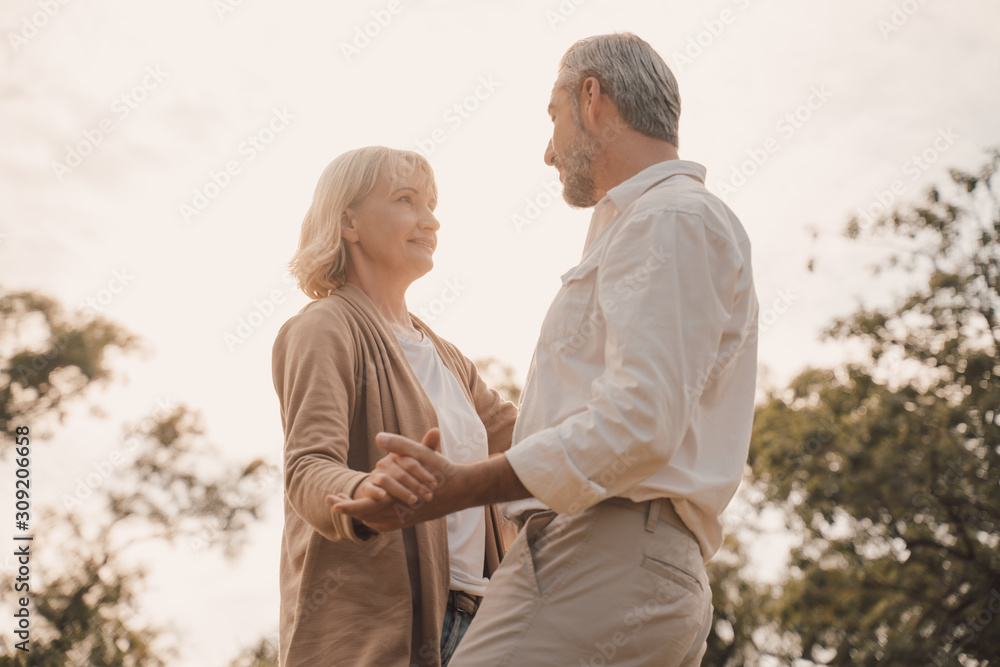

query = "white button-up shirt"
[{"left": 504, "top": 159, "right": 759, "bottom": 561}]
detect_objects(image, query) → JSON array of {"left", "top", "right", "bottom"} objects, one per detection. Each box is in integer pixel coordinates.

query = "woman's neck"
[{"left": 344, "top": 267, "right": 421, "bottom": 340}]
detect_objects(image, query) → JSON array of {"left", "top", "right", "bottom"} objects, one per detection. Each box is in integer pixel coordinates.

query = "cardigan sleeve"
[{"left": 272, "top": 305, "right": 373, "bottom": 544}]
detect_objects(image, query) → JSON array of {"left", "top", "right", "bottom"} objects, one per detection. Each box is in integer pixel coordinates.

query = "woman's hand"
[{"left": 352, "top": 428, "right": 443, "bottom": 507}]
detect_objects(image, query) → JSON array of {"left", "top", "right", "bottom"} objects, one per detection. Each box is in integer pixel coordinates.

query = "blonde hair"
[{"left": 288, "top": 146, "right": 437, "bottom": 300}]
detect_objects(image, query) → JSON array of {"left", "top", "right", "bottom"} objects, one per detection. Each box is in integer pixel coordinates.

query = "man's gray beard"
[{"left": 561, "top": 129, "right": 600, "bottom": 209}]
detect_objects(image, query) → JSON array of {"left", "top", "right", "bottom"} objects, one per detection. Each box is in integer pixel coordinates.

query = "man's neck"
[{"left": 593, "top": 133, "right": 679, "bottom": 200}]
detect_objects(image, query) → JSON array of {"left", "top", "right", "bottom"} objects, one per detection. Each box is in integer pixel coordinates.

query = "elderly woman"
[{"left": 271, "top": 146, "right": 516, "bottom": 667}]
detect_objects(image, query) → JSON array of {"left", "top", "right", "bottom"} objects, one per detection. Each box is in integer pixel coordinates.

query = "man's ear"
[
  {"left": 580, "top": 76, "right": 603, "bottom": 127},
  {"left": 341, "top": 210, "right": 360, "bottom": 243}
]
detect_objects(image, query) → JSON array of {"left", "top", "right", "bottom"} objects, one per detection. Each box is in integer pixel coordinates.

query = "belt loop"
[{"left": 645, "top": 498, "right": 660, "bottom": 533}]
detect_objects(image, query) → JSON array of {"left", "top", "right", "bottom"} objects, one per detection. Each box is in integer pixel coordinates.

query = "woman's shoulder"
[{"left": 274, "top": 292, "right": 361, "bottom": 351}]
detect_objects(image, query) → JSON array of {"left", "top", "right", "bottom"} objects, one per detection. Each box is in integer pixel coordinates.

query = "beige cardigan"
[{"left": 271, "top": 283, "right": 517, "bottom": 667}]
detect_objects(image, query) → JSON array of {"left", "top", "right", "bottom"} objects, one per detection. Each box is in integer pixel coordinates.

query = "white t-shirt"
[{"left": 395, "top": 330, "right": 490, "bottom": 597}]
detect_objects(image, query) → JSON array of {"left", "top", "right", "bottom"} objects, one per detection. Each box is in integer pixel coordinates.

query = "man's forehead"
[{"left": 548, "top": 85, "right": 565, "bottom": 110}]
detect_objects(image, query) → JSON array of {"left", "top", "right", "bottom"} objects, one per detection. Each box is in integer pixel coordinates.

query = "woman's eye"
[{"left": 399, "top": 196, "right": 411, "bottom": 203}]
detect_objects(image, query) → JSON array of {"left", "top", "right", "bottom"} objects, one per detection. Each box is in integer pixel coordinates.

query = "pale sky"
[{"left": 2, "top": 0, "right": 999, "bottom": 663}]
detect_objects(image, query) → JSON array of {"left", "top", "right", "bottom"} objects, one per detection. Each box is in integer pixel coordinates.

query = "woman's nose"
[{"left": 421, "top": 209, "right": 441, "bottom": 231}]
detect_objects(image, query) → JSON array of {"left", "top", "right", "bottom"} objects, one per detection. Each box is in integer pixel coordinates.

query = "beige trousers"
[{"left": 449, "top": 498, "right": 713, "bottom": 667}]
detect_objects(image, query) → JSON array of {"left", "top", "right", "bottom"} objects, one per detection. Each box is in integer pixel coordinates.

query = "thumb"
[{"left": 421, "top": 427, "right": 442, "bottom": 453}]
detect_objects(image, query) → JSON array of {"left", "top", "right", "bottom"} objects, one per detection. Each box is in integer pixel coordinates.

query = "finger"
[
  {"left": 354, "top": 480, "right": 388, "bottom": 501},
  {"left": 392, "top": 455, "right": 439, "bottom": 491},
  {"left": 376, "top": 432, "right": 436, "bottom": 460},
  {"left": 326, "top": 492, "right": 353, "bottom": 506},
  {"left": 421, "top": 427, "right": 442, "bottom": 453},
  {"left": 330, "top": 496, "right": 383, "bottom": 516},
  {"left": 372, "top": 474, "right": 426, "bottom": 506}
]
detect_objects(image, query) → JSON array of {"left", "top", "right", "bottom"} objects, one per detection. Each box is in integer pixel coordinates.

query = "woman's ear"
[{"left": 341, "top": 210, "right": 360, "bottom": 243}]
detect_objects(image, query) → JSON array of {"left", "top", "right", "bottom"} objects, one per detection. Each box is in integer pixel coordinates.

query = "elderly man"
[{"left": 332, "top": 32, "right": 759, "bottom": 666}]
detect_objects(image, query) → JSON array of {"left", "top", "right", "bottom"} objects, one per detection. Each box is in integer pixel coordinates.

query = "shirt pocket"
[{"left": 538, "top": 256, "right": 600, "bottom": 347}]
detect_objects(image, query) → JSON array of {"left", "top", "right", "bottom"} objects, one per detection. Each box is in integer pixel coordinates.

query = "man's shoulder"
[{"left": 628, "top": 177, "right": 751, "bottom": 250}]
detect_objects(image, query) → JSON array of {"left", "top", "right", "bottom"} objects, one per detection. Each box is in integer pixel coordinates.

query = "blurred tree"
[
  {"left": 227, "top": 635, "right": 279, "bottom": 667},
  {"left": 0, "top": 290, "right": 277, "bottom": 665},
  {"left": 474, "top": 356, "right": 522, "bottom": 405},
  {"left": 706, "top": 150, "right": 1000, "bottom": 665}
]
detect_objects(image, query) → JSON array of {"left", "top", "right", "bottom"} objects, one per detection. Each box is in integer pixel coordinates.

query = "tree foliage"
[
  {"left": 0, "top": 291, "right": 277, "bottom": 665},
  {"left": 707, "top": 150, "right": 1000, "bottom": 665}
]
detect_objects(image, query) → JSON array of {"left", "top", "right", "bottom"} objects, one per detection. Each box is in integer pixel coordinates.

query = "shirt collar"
[{"left": 603, "top": 159, "right": 707, "bottom": 214}]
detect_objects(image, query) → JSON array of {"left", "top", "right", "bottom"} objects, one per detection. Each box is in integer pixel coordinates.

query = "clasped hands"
[{"left": 326, "top": 428, "right": 466, "bottom": 533}]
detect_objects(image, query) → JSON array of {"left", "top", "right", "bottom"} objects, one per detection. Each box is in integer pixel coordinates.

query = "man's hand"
[
  {"left": 354, "top": 428, "right": 442, "bottom": 506},
  {"left": 328, "top": 428, "right": 465, "bottom": 531},
  {"left": 328, "top": 427, "right": 532, "bottom": 532}
]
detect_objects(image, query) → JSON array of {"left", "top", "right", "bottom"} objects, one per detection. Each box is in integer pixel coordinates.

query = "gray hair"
[{"left": 557, "top": 32, "right": 681, "bottom": 147}]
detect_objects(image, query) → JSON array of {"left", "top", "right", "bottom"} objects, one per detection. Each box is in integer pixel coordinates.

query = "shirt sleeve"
[
  {"left": 272, "top": 307, "right": 374, "bottom": 544},
  {"left": 504, "top": 209, "right": 743, "bottom": 514}
]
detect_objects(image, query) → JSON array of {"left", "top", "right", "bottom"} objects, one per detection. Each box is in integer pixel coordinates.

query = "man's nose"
[{"left": 544, "top": 138, "right": 556, "bottom": 167}]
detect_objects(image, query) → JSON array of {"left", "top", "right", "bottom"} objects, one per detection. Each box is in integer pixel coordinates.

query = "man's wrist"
[{"left": 464, "top": 453, "right": 531, "bottom": 507}]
